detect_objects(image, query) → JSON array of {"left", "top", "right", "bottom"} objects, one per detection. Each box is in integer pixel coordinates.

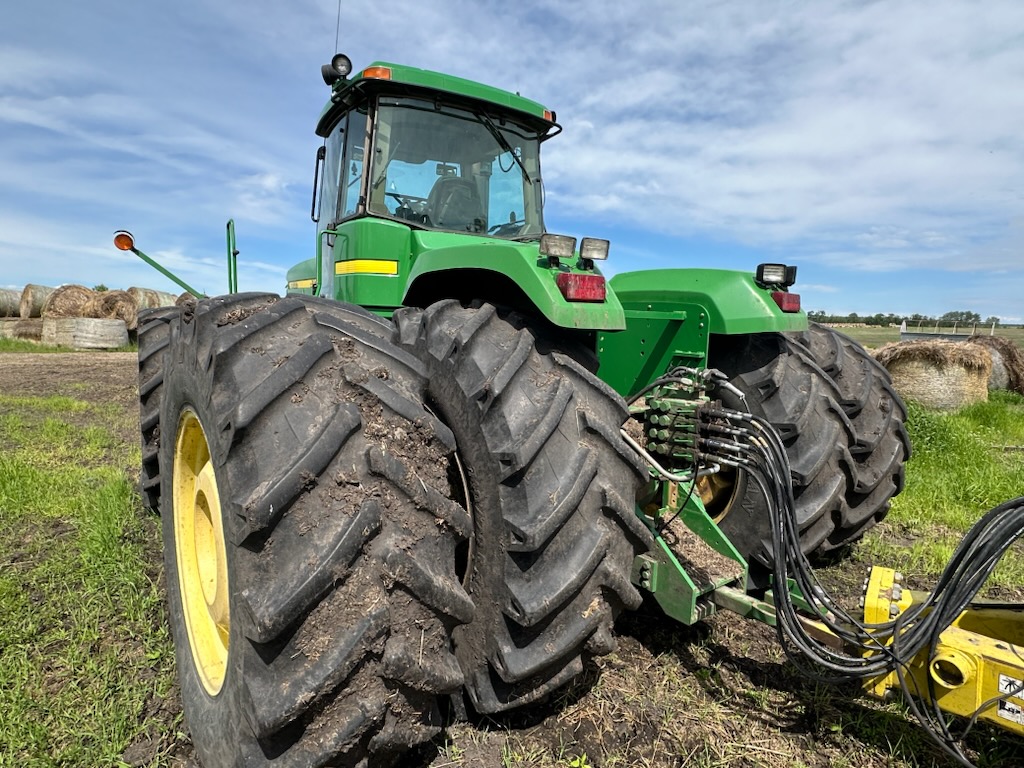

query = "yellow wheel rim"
[
  {"left": 173, "top": 409, "right": 230, "bottom": 696},
  {"left": 697, "top": 465, "right": 741, "bottom": 523}
]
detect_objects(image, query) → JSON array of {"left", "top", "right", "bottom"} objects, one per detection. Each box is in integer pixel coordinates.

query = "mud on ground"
[{"left": 3, "top": 352, "right": 1023, "bottom": 768}]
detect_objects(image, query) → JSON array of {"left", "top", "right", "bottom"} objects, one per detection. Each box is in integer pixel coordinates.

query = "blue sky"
[{"left": 3, "top": 0, "right": 1023, "bottom": 321}]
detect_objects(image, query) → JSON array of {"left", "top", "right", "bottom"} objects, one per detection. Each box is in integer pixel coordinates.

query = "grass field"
[
  {"left": 0, "top": 339, "right": 69, "bottom": 354},
  {"left": 0, "top": 339, "right": 137, "bottom": 354},
  {"left": 833, "top": 324, "right": 1024, "bottom": 350},
  {"left": 0, "top": 350, "right": 1022, "bottom": 767},
  {"left": 858, "top": 392, "right": 1024, "bottom": 589},
  {"left": 0, "top": 389, "right": 179, "bottom": 767}
]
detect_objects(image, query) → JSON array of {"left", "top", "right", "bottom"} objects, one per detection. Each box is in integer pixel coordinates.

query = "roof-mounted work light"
[{"left": 322, "top": 53, "right": 353, "bottom": 85}]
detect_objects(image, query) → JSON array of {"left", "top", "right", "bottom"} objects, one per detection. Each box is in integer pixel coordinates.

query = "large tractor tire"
[
  {"left": 708, "top": 325, "right": 908, "bottom": 565},
  {"left": 393, "top": 301, "right": 654, "bottom": 714},
  {"left": 137, "top": 305, "right": 181, "bottom": 513},
  {"left": 159, "top": 293, "right": 473, "bottom": 767},
  {"left": 786, "top": 322, "right": 910, "bottom": 542}
]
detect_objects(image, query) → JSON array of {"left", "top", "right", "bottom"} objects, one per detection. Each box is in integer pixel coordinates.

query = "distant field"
[{"left": 829, "top": 324, "right": 1024, "bottom": 350}]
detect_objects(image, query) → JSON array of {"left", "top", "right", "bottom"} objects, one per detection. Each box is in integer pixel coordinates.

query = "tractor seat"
[{"left": 426, "top": 177, "right": 485, "bottom": 232}]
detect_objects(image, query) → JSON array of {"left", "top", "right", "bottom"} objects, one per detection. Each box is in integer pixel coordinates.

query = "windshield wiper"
[
  {"left": 475, "top": 111, "right": 531, "bottom": 185},
  {"left": 371, "top": 141, "right": 401, "bottom": 191}
]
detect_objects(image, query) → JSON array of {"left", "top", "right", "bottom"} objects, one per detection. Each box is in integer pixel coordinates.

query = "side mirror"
[{"left": 310, "top": 145, "right": 326, "bottom": 223}]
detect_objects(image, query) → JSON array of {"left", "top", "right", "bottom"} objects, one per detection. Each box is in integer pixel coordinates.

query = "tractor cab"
[
  {"left": 347, "top": 95, "right": 546, "bottom": 238},
  {"left": 293, "top": 55, "right": 570, "bottom": 313}
]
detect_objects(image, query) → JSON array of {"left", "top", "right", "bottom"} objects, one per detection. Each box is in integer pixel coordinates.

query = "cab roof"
[{"left": 316, "top": 61, "right": 556, "bottom": 137}]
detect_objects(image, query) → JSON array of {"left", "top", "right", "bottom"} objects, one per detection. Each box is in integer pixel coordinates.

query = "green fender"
[
  {"left": 608, "top": 268, "right": 806, "bottom": 335},
  {"left": 597, "top": 268, "right": 807, "bottom": 397},
  {"left": 404, "top": 233, "right": 626, "bottom": 330}
]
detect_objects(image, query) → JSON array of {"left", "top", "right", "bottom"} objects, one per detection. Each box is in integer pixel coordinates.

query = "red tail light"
[
  {"left": 556, "top": 273, "right": 606, "bottom": 302},
  {"left": 772, "top": 291, "right": 801, "bottom": 313}
]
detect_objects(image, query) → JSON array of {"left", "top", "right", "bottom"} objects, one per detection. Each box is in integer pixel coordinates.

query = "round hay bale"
[
  {"left": 983, "top": 346, "right": 1010, "bottom": 391},
  {"left": 126, "top": 286, "right": 151, "bottom": 308},
  {"left": 175, "top": 291, "right": 199, "bottom": 309},
  {"left": 966, "top": 335, "right": 1024, "bottom": 395},
  {"left": 19, "top": 284, "right": 55, "bottom": 318},
  {"left": 128, "top": 287, "right": 179, "bottom": 309},
  {"left": 0, "top": 288, "right": 19, "bottom": 317},
  {"left": 151, "top": 289, "right": 178, "bottom": 307},
  {"left": 42, "top": 317, "right": 129, "bottom": 349},
  {"left": 42, "top": 285, "right": 96, "bottom": 318},
  {"left": 83, "top": 289, "right": 139, "bottom": 331},
  {"left": 873, "top": 340, "right": 991, "bottom": 411}
]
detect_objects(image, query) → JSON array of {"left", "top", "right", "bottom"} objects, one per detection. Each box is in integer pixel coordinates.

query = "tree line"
[{"left": 805, "top": 310, "right": 1002, "bottom": 327}]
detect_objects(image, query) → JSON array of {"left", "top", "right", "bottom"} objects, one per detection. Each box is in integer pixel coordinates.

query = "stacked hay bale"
[
  {"left": 0, "top": 288, "right": 19, "bottom": 317},
  {"left": 965, "top": 335, "right": 1024, "bottom": 395},
  {"left": 127, "top": 287, "right": 178, "bottom": 310},
  {"left": 42, "top": 317, "right": 129, "bottom": 348},
  {"left": 874, "top": 340, "right": 991, "bottom": 411},
  {"left": 42, "top": 285, "right": 96, "bottom": 318},
  {"left": 83, "top": 289, "right": 139, "bottom": 331},
  {"left": 19, "top": 284, "right": 55, "bottom": 318},
  {"left": 7, "top": 283, "right": 178, "bottom": 347},
  {"left": 39, "top": 284, "right": 178, "bottom": 348}
]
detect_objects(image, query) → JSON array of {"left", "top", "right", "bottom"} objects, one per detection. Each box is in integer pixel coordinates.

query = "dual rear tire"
[
  {"left": 153, "top": 295, "right": 650, "bottom": 766},
  {"left": 711, "top": 322, "right": 909, "bottom": 565}
]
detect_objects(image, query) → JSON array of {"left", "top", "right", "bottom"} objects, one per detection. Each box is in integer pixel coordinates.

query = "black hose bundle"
[{"left": 699, "top": 405, "right": 1024, "bottom": 768}]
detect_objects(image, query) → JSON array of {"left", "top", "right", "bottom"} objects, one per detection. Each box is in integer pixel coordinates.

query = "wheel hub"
[
  {"left": 173, "top": 409, "right": 230, "bottom": 696},
  {"left": 698, "top": 465, "right": 741, "bottom": 523}
]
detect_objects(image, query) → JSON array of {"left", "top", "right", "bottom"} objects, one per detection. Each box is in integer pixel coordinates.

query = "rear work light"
[
  {"left": 772, "top": 291, "right": 801, "bottom": 313},
  {"left": 756, "top": 263, "right": 798, "bottom": 287},
  {"left": 539, "top": 233, "right": 577, "bottom": 260},
  {"left": 579, "top": 237, "right": 609, "bottom": 261},
  {"left": 556, "top": 272, "right": 606, "bottom": 302}
]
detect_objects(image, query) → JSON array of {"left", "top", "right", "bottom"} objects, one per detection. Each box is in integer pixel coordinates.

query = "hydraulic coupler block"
[{"left": 643, "top": 396, "right": 703, "bottom": 469}]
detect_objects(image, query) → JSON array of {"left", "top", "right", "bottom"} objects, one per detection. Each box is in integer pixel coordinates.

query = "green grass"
[
  {"left": 0, "top": 395, "right": 176, "bottom": 767},
  {"left": 859, "top": 391, "right": 1024, "bottom": 586},
  {"left": 0, "top": 339, "right": 137, "bottom": 354},
  {"left": 0, "top": 339, "right": 69, "bottom": 353}
]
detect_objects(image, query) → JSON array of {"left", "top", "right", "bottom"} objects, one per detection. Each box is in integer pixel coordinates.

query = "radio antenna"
[{"left": 332, "top": 0, "right": 342, "bottom": 53}]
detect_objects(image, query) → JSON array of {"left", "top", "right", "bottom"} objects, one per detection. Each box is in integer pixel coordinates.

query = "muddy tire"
[
  {"left": 394, "top": 301, "right": 654, "bottom": 714},
  {"left": 137, "top": 305, "right": 181, "bottom": 513},
  {"left": 159, "top": 293, "right": 473, "bottom": 767},
  {"left": 786, "top": 322, "right": 910, "bottom": 545},
  {"left": 709, "top": 327, "right": 908, "bottom": 564}
]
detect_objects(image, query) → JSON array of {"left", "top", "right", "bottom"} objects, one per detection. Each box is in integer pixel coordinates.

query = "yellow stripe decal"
[
  {"left": 336, "top": 259, "right": 399, "bottom": 276},
  {"left": 287, "top": 279, "right": 315, "bottom": 289}
]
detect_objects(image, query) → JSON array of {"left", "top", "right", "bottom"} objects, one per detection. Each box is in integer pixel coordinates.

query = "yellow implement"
[{"left": 864, "top": 566, "right": 1024, "bottom": 737}]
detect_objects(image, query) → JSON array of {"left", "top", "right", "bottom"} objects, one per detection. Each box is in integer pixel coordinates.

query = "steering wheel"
[
  {"left": 488, "top": 218, "right": 526, "bottom": 236},
  {"left": 386, "top": 192, "right": 427, "bottom": 211}
]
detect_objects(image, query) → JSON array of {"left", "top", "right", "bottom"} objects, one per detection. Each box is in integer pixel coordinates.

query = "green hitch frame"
[{"left": 226, "top": 219, "right": 239, "bottom": 294}]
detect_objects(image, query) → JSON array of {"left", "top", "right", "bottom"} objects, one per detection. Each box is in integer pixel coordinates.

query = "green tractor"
[{"left": 131, "top": 54, "right": 909, "bottom": 767}]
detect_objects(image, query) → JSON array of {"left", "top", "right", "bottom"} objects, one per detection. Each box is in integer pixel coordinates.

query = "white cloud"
[{"left": 1, "top": 0, "right": 1023, "bottom": 319}]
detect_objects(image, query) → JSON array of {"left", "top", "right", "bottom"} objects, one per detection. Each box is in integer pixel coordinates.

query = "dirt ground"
[{"left": 3, "top": 352, "right": 1022, "bottom": 768}]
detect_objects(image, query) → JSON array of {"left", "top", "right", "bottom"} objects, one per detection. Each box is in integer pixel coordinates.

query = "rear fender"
[
  {"left": 404, "top": 244, "right": 626, "bottom": 330},
  {"left": 597, "top": 268, "right": 807, "bottom": 397}
]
